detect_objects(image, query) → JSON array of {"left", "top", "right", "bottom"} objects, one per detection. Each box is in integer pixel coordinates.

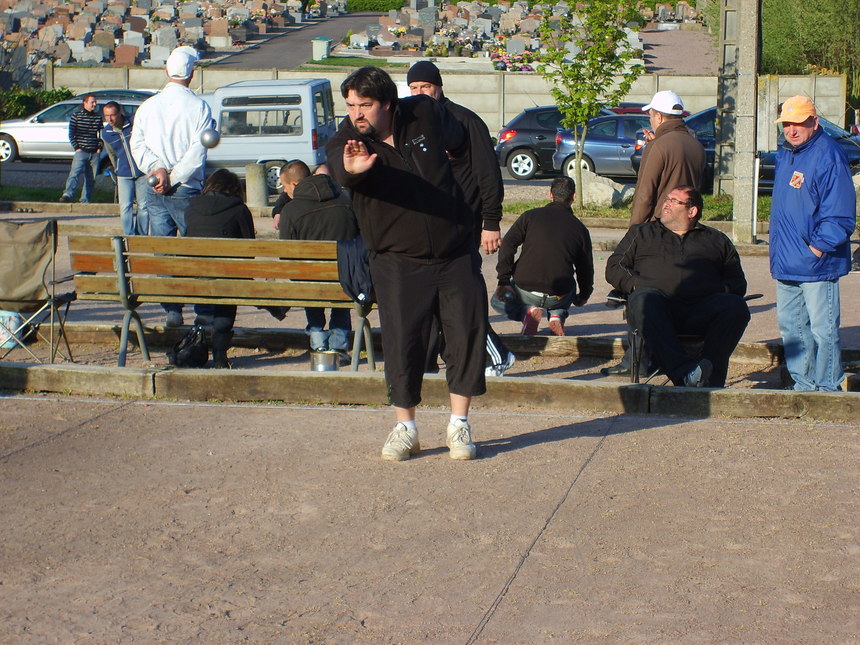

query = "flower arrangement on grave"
[
  {"left": 489, "top": 46, "right": 535, "bottom": 71},
  {"left": 424, "top": 43, "right": 449, "bottom": 57}
]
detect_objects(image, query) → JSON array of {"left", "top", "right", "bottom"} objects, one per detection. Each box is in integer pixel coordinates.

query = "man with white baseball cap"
[
  {"left": 130, "top": 46, "right": 214, "bottom": 327},
  {"left": 630, "top": 90, "right": 705, "bottom": 226}
]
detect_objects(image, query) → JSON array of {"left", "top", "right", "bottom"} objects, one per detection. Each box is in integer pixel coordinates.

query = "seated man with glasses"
[{"left": 605, "top": 186, "right": 751, "bottom": 387}]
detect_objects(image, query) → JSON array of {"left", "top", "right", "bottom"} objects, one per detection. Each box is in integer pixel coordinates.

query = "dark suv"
[{"left": 494, "top": 106, "right": 564, "bottom": 180}]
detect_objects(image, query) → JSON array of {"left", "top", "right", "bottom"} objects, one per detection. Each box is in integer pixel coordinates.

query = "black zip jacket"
[
  {"left": 279, "top": 174, "right": 359, "bottom": 242},
  {"left": 605, "top": 220, "right": 747, "bottom": 301},
  {"left": 185, "top": 192, "right": 255, "bottom": 240},
  {"left": 441, "top": 95, "right": 503, "bottom": 235},
  {"left": 325, "top": 94, "right": 471, "bottom": 261},
  {"left": 497, "top": 201, "right": 594, "bottom": 298}
]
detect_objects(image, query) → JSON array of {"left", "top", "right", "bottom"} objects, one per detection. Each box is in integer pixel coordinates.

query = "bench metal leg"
[
  {"left": 350, "top": 315, "right": 376, "bottom": 372},
  {"left": 118, "top": 310, "right": 150, "bottom": 367}
]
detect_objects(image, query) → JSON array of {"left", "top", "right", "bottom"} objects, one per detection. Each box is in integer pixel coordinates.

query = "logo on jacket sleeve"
[{"left": 789, "top": 170, "right": 805, "bottom": 189}]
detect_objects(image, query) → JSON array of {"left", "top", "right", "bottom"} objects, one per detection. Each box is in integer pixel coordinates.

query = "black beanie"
[{"left": 407, "top": 61, "right": 443, "bottom": 87}]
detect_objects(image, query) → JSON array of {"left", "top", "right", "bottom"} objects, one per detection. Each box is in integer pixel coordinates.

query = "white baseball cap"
[
  {"left": 642, "top": 90, "right": 685, "bottom": 116},
  {"left": 166, "top": 46, "right": 199, "bottom": 80}
]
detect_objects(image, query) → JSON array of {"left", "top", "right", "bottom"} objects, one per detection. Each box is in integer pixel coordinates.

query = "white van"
[{"left": 202, "top": 78, "right": 337, "bottom": 191}]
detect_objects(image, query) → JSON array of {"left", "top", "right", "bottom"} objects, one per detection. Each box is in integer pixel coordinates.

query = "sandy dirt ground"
[{"left": 0, "top": 397, "right": 857, "bottom": 643}]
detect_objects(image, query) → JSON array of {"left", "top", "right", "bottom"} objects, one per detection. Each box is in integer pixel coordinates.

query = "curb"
[{"left": 1, "top": 361, "right": 856, "bottom": 422}]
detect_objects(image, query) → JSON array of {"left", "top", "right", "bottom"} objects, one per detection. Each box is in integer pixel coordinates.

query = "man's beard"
[{"left": 353, "top": 119, "right": 377, "bottom": 137}]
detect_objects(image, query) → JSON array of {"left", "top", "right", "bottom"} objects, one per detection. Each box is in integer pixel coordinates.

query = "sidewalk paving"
[{"left": 0, "top": 395, "right": 856, "bottom": 643}]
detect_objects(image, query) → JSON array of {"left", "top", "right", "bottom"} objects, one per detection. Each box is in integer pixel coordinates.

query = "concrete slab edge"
[{"left": 2, "top": 362, "right": 857, "bottom": 422}]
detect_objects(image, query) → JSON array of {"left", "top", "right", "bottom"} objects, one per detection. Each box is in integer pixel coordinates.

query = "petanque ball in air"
[{"left": 200, "top": 128, "right": 221, "bottom": 148}]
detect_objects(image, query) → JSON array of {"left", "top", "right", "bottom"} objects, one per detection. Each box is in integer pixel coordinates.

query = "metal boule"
[
  {"left": 147, "top": 175, "right": 159, "bottom": 186},
  {"left": 200, "top": 128, "right": 221, "bottom": 148}
]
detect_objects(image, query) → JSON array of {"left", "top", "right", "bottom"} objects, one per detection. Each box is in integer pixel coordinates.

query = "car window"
[
  {"left": 622, "top": 118, "right": 651, "bottom": 139},
  {"left": 589, "top": 120, "right": 617, "bottom": 138},
  {"left": 534, "top": 109, "right": 562, "bottom": 131},
  {"left": 37, "top": 104, "right": 80, "bottom": 122},
  {"left": 687, "top": 114, "right": 715, "bottom": 139},
  {"left": 314, "top": 90, "right": 334, "bottom": 128},
  {"left": 220, "top": 109, "right": 302, "bottom": 136}
]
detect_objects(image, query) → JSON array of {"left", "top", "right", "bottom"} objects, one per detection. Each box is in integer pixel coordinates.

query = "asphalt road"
[{"left": 210, "top": 12, "right": 384, "bottom": 69}]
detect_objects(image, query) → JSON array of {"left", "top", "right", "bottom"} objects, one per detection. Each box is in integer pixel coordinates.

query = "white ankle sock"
[
  {"left": 400, "top": 420, "right": 417, "bottom": 431},
  {"left": 450, "top": 414, "right": 468, "bottom": 425}
]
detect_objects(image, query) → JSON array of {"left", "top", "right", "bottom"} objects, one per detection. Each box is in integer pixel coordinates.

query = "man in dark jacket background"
[
  {"left": 279, "top": 160, "right": 359, "bottom": 357},
  {"left": 406, "top": 60, "right": 515, "bottom": 376},
  {"left": 606, "top": 186, "right": 750, "bottom": 388},
  {"left": 60, "top": 93, "right": 102, "bottom": 204},
  {"left": 326, "top": 66, "right": 486, "bottom": 462},
  {"left": 493, "top": 176, "right": 593, "bottom": 337},
  {"left": 101, "top": 101, "right": 148, "bottom": 235}
]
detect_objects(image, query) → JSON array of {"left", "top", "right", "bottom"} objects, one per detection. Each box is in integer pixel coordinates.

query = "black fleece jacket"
[
  {"left": 605, "top": 220, "right": 747, "bottom": 301},
  {"left": 279, "top": 174, "right": 359, "bottom": 241},
  {"left": 325, "top": 94, "right": 471, "bottom": 261},
  {"left": 185, "top": 192, "right": 255, "bottom": 240},
  {"left": 497, "top": 201, "right": 594, "bottom": 299}
]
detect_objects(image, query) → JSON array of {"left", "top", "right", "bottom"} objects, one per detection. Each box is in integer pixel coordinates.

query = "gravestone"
[
  {"left": 365, "top": 23, "right": 381, "bottom": 39},
  {"left": 470, "top": 17, "right": 492, "bottom": 36},
  {"left": 519, "top": 17, "right": 539, "bottom": 33},
  {"left": 153, "top": 26, "right": 177, "bottom": 49},
  {"left": 127, "top": 15, "right": 147, "bottom": 31},
  {"left": 123, "top": 29, "right": 144, "bottom": 49},
  {"left": 148, "top": 43, "right": 170, "bottom": 62},
  {"left": 182, "top": 17, "right": 203, "bottom": 27},
  {"left": 51, "top": 41, "right": 72, "bottom": 63},
  {"left": 79, "top": 44, "right": 107, "bottom": 62},
  {"left": 135, "top": 0, "right": 151, "bottom": 9},
  {"left": 67, "top": 39, "right": 86, "bottom": 58},
  {"left": 505, "top": 36, "right": 525, "bottom": 55},
  {"left": 113, "top": 43, "right": 138, "bottom": 64},
  {"left": 208, "top": 17, "right": 228, "bottom": 36},
  {"left": 349, "top": 33, "right": 369, "bottom": 48}
]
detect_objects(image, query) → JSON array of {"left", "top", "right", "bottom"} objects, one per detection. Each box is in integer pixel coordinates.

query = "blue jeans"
[
  {"left": 305, "top": 307, "right": 351, "bottom": 351},
  {"left": 145, "top": 184, "right": 199, "bottom": 314},
  {"left": 490, "top": 281, "right": 576, "bottom": 322},
  {"left": 63, "top": 150, "right": 100, "bottom": 202},
  {"left": 117, "top": 176, "right": 150, "bottom": 235},
  {"left": 776, "top": 279, "right": 843, "bottom": 391}
]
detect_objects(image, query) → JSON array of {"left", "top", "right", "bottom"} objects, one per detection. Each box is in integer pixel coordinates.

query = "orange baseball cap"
[{"left": 775, "top": 95, "right": 817, "bottom": 124}]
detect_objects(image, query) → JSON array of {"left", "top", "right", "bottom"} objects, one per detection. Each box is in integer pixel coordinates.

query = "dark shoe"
[
  {"left": 58, "top": 194, "right": 72, "bottom": 203},
  {"left": 334, "top": 350, "right": 352, "bottom": 367},
  {"left": 601, "top": 361, "right": 630, "bottom": 376},
  {"left": 265, "top": 305, "right": 290, "bottom": 320},
  {"left": 683, "top": 358, "right": 713, "bottom": 387},
  {"left": 211, "top": 329, "right": 233, "bottom": 369}
]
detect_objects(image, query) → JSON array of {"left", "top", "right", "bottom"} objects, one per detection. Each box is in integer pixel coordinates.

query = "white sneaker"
[
  {"left": 485, "top": 351, "right": 516, "bottom": 377},
  {"left": 381, "top": 423, "right": 420, "bottom": 461},
  {"left": 446, "top": 419, "right": 476, "bottom": 460}
]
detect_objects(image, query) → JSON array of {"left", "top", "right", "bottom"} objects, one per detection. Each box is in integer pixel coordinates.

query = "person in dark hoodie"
[
  {"left": 184, "top": 169, "right": 255, "bottom": 368},
  {"left": 279, "top": 160, "right": 359, "bottom": 357},
  {"left": 325, "top": 66, "right": 486, "bottom": 462}
]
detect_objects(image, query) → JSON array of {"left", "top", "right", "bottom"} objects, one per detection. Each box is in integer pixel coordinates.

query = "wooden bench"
[{"left": 67, "top": 235, "right": 375, "bottom": 370}]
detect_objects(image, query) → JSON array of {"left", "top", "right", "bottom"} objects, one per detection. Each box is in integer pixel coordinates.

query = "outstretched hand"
[{"left": 343, "top": 139, "right": 377, "bottom": 174}]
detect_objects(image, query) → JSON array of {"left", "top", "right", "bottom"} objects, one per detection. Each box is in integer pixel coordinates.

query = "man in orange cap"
[{"left": 769, "top": 95, "right": 854, "bottom": 391}]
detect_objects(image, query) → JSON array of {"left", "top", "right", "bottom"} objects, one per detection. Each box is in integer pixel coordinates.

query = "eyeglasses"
[{"left": 664, "top": 196, "right": 691, "bottom": 207}]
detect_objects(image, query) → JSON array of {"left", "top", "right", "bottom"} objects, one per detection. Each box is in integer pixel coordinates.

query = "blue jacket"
[
  {"left": 769, "top": 127, "right": 854, "bottom": 282},
  {"left": 100, "top": 115, "right": 141, "bottom": 179}
]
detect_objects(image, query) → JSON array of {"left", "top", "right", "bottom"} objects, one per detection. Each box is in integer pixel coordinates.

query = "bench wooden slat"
[
  {"left": 125, "top": 236, "right": 339, "bottom": 259},
  {"left": 67, "top": 235, "right": 114, "bottom": 253},
  {"left": 125, "top": 255, "right": 340, "bottom": 281},
  {"left": 128, "top": 276, "right": 352, "bottom": 301},
  {"left": 70, "top": 254, "right": 115, "bottom": 273}
]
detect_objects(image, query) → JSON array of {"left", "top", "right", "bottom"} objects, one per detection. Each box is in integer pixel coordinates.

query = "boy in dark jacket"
[
  {"left": 279, "top": 161, "right": 359, "bottom": 356},
  {"left": 101, "top": 102, "right": 148, "bottom": 235}
]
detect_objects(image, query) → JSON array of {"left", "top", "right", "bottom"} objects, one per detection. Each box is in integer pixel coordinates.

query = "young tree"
[{"left": 536, "top": 1, "right": 644, "bottom": 208}]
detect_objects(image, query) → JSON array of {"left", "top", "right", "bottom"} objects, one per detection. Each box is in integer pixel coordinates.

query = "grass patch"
[
  {"left": 299, "top": 56, "right": 409, "bottom": 69},
  {"left": 0, "top": 184, "right": 115, "bottom": 203},
  {"left": 504, "top": 194, "right": 773, "bottom": 221}
]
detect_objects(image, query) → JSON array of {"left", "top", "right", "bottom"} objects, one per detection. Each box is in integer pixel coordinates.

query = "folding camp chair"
[{"left": 0, "top": 219, "right": 76, "bottom": 362}]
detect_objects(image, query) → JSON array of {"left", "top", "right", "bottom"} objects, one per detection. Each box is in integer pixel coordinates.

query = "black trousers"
[
  {"left": 371, "top": 251, "right": 488, "bottom": 408},
  {"left": 627, "top": 288, "right": 750, "bottom": 387}
]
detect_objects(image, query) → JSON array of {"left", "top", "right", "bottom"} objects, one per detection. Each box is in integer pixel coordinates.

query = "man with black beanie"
[{"left": 407, "top": 60, "right": 515, "bottom": 376}]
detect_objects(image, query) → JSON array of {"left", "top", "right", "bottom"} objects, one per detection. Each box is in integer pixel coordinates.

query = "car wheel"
[
  {"left": 0, "top": 135, "right": 18, "bottom": 163},
  {"left": 562, "top": 155, "right": 593, "bottom": 178},
  {"left": 507, "top": 149, "right": 538, "bottom": 180},
  {"left": 264, "top": 160, "right": 286, "bottom": 193}
]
